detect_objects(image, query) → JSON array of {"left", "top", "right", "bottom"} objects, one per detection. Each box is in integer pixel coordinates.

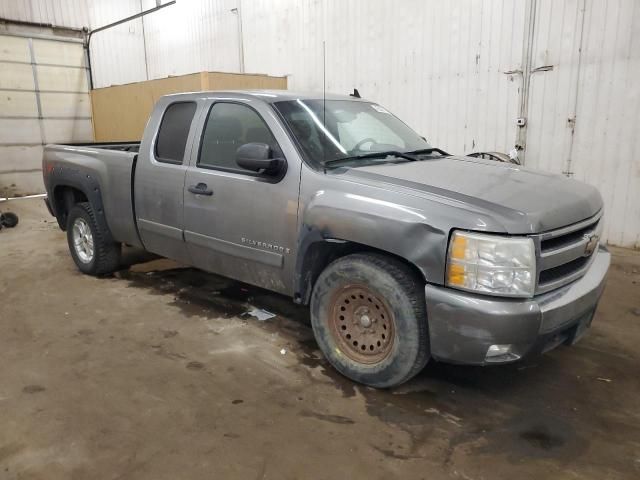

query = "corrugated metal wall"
[
  {"left": 0, "top": 0, "right": 89, "bottom": 29},
  {"left": 524, "top": 0, "right": 640, "bottom": 247},
  {"left": 573, "top": 0, "right": 640, "bottom": 248},
  {"left": 87, "top": 0, "right": 147, "bottom": 87},
  {"left": 0, "top": 0, "right": 638, "bottom": 247}
]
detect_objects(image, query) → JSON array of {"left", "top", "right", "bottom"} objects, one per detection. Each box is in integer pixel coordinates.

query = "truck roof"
[{"left": 160, "top": 89, "right": 369, "bottom": 103}]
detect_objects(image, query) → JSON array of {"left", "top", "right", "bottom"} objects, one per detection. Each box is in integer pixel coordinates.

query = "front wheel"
[
  {"left": 310, "top": 253, "right": 430, "bottom": 388},
  {"left": 66, "top": 202, "right": 120, "bottom": 275}
]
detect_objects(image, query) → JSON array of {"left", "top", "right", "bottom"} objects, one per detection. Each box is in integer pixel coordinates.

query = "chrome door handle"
[{"left": 188, "top": 183, "right": 213, "bottom": 196}]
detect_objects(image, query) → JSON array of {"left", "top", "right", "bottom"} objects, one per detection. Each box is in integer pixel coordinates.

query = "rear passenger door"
[
  {"left": 135, "top": 100, "right": 199, "bottom": 264},
  {"left": 183, "top": 98, "right": 300, "bottom": 295}
]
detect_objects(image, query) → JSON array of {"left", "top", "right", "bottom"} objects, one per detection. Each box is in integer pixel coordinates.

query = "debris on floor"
[
  {"left": 596, "top": 377, "right": 613, "bottom": 383},
  {"left": 0, "top": 211, "right": 19, "bottom": 230},
  {"left": 246, "top": 307, "right": 276, "bottom": 321}
]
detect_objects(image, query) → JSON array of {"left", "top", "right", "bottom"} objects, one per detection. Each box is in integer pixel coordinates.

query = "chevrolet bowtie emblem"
[{"left": 583, "top": 233, "right": 599, "bottom": 256}]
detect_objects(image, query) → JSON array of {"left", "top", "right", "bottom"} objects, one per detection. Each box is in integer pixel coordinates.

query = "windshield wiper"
[
  {"left": 404, "top": 147, "right": 450, "bottom": 157},
  {"left": 324, "top": 150, "right": 418, "bottom": 168}
]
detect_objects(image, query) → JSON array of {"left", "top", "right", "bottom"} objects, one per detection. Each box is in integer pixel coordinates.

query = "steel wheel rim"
[
  {"left": 329, "top": 284, "right": 396, "bottom": 364},
  {"left": 72, "top": 218, "right": 94, "bottom": 263}
]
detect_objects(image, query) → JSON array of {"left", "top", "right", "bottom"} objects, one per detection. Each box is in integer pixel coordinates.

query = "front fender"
[{"left": 294, "top": 189, "right": 448, "bottom": 301}]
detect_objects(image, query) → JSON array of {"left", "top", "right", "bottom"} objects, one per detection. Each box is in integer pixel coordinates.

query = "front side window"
[
  {"left": 198, "top": 102, "right": 281, "bottom": 171},
  {"left": 273, "top": 99, "right": 430, "bottom": 166},
  {"left": 155, "top": 102, "right": 197, "bottom": 164}
]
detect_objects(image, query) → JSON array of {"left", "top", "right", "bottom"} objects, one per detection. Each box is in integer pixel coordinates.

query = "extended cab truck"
[{"left": 43, "top": 91, "right": 610, "bottom": 388}]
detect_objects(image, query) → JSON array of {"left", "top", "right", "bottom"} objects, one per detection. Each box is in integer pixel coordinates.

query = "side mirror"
[{"left": 236, "top": 142, "right": 284, "bottom": 175}]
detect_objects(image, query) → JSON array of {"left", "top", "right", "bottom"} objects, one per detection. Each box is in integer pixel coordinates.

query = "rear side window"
[{"left": 155, "top": 102, "right": 197, "bottom": 164}]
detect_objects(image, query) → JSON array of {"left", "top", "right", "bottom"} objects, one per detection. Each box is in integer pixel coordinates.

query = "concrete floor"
[{"left": 1, "top": 198, "right": 639, "bottom": 480}]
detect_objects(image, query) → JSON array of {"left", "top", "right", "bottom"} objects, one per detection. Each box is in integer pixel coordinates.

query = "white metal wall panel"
[
  {"left": 0, "top": 35, "right": 31, "bottom": 62},
  {"left": 87, "top": 0, "right": 147, "bottom": 87},
  {"left": 0, "top": 0, "right": 89, "bottom": 28},
  {"left": 39, "top": 92, "right": 91, "bottom": 117},
  {"left": 42, "top": 118, "right": 93, "bottom": 143},
  {"left": 524, "top": 0, "right": 640, "bottom": 247},
  {"left": 31, "top": 38, "right": 86, "bottom": 65},
  {"left": 36, "top": 64, "right": 88, "bottom": 91},
  {"left": 141, "top": 0, "right": 241, "bottom": 81},
  {"left": 0, "top": 118, "right": 41, "bottom": 143},
  {"left": 240, "top": 0, "right": 526, "bottom": 155},
  {"left": 0, "top": 31, "right": 91, "bottom": 195},
  {"left": 571, "top": 0, "right": 640, "bottom": 248},
  {"left": 524, "top": 0, "right": 583, "bottom": 174},
  {"left": 0, "top": 62, "right": 35, "bottom": 90},
  {"left": 0, "top": 146, "right": 42, "bottom": 171},
  {"left": 0, "top": 91, "right": 38, "bottom": 116}
]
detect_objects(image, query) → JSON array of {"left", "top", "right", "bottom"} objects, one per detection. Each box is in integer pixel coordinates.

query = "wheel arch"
[
  {"left": 293, "top": 235, "right": 427, "bottom": 306},
  {"left": 51, "top": 185, "right": 88, "bottom": 230},
  {"left": 48, "top": 166, "right": 112, "bottom": 242}
]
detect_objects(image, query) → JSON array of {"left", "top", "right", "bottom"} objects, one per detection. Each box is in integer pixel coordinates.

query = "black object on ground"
[{"left": 0, "top": 212, "right": 19, "bottom": 228}]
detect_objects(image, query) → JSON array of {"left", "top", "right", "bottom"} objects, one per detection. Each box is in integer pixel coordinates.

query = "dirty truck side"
[{"left": 42, "top": 90, "right": 610, "bottom": 388}]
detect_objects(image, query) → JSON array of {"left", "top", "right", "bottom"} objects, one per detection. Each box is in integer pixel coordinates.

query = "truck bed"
[
  {"left": 42, "top": 143, "right": 141, "bottom": 248},
  {"left": 66, "top": 141, "right": 141, "bottom": 153}
]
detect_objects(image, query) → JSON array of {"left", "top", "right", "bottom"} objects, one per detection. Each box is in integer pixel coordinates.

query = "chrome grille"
[{"left": 532, "top": 211, "right": 603, "bottom": 294}]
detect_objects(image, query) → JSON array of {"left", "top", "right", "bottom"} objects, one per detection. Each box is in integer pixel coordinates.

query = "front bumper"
[{"left": 425, "top": 246, "right": 611, "bottom": 365}]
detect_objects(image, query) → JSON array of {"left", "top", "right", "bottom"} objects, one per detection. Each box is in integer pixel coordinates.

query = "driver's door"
[{"left": 183, "top": 99, "right": 300, "bottom": 294}]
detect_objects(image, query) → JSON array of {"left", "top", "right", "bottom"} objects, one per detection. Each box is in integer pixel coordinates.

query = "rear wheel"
[
  {"left": 310, "top": 253, "right": 430, "bottom": 388},
  {"left": 66, "top": 202, "right": 120, "bottom": 275}
]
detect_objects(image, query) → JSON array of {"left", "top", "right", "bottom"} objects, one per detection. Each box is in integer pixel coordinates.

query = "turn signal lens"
[
  {"left": 447, "top": 262, "right": 466, "bottom": 286},
  {"left": 450, "top": 234, "right": 467, "bottom": 260}
]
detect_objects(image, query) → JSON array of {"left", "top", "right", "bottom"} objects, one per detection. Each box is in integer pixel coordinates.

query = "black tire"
[
  {"left": 0, "top": 212, "right": 18, "bottom": 228},
  {"left": 66, "top": 202, "right": 121, "bottom": 275},
  {"left": 310, "top": 253, "right": 430, "bottom": 388}
]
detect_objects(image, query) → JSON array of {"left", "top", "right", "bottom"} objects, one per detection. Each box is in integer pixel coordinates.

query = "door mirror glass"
[{"left": 236, "top": 142, "right": 284, "bottom": 175}]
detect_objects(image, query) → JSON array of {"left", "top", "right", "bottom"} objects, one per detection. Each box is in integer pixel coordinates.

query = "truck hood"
[{"left": 341, "top": 155, "right": 603, "bottom": 233}]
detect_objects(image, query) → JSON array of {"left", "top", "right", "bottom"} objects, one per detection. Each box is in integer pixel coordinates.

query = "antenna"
[
  {"left": 350, "top": 88, "right": 361, "bottom": 98},
  {"left": 322, "top": 41, "right": 326, "bottom": 125},
  {"left": 323, "top": 40, "right": 326, "bottom": 167}
]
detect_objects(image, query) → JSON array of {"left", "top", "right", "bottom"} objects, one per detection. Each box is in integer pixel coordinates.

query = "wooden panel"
[
  {"left": 203, "top": 71, "right": 288, "bottom": 91},
  {"left": 91, "top": 72, "right": 287, "bottom": 142},
  {"left": 40, "top": 92, "right": 91, "bottom": 118},
  {"left": 36, "top": 65, "right": 88, "bottom": 92},
  {"left": 0, "top": 91, "right": 38, "bottom": 116},
  {"left": 32, "top": 39, "right": 85, "bottom": 66},
  {"left": 91, "top": 73, "right": 202, "bottom": 141},
  {"left": 0, "top": 35, "right": 30, "bottom": 62},
  {"left": 0, "top": 62, "right": 35, "bottom": 90}
]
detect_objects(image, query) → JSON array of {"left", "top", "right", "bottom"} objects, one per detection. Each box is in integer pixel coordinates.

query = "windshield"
[{"left": 273, "top": 99, "right": 431, "bottom": 166}]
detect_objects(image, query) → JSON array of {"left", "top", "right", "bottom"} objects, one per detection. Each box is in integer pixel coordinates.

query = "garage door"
[{"left": 0, "top": 32, "right": 92, "bottom": 196}]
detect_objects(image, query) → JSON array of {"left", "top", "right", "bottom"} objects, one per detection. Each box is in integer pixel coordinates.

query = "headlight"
[{"left": 446, "top": 230, "right": 536, "bottom": 298}]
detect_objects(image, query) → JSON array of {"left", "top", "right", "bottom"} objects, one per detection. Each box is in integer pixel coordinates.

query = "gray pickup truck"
[{"left": 42, "top": 90, "right": 610, "bottom": 387}]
